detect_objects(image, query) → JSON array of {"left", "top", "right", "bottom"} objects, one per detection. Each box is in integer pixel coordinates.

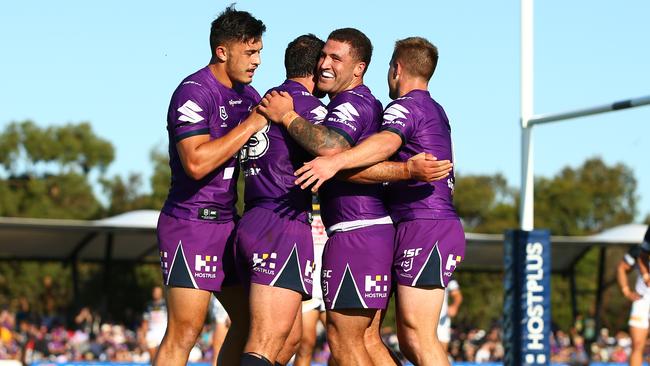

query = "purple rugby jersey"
[
  {"left": 241, "top": 80, "right": 327, "bottom": 221},
  {"left": 380, "top": 89, "right": 458, "bottom": 222},
  {"left": 319, "top": 85, "right": 389, "bottom": 229},
  {"left": 162, "top": 66, "right": 260, "bottom": 223}
]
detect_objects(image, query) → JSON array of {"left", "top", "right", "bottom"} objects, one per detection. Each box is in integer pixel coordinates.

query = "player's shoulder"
[{"left": 173, "top": 67, "right": 216, "bottom": 101}]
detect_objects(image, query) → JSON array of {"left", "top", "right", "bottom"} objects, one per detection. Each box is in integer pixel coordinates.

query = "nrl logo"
[
  {"left": 219, "top": 106, "right": 228, "bottom": 120},
  {"left": 401, "top": 258, "right": 414, "bottom": 273}
]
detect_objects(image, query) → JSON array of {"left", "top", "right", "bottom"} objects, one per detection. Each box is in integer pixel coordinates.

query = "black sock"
[
  {"left": 240, "top": 352, "right": 273, "bottom": 366},
  {"left": 274, "top": 363, "right": 285, "bottom": 366}
]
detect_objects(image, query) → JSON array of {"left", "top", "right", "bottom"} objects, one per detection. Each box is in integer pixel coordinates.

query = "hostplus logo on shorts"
[
  {"left": 364, "top": 274, "right": 389, "bottom": 299},
  {"left": 160, "top": 251, "right": 169, "bottom": 276},
  {"left": 252, "top": 252, "right": 277, "bottom": 275},
  {"left": 444, "top": 254, "right": 462, "bottom": 277},
  {"left": 195, "top": 255, "right": 218, "bottom": 279},
  {"left": 304, "top": 260, "right": 316, "bottom": 285}
]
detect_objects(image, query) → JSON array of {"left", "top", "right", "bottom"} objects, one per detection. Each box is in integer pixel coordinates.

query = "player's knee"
[
  {"left": 299, "top": 331, "right": 317, "bottom": 353},
  {"left": 166, "top": 324, "right": 201, "bottom": 351}
]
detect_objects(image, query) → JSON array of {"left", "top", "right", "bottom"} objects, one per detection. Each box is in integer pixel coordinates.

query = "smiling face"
[
  {"left": 316, "top": 40, "right": 365, "bottom": 97},
  {"left": 221, "top": 38, "right": 263, "bottom": 85}
]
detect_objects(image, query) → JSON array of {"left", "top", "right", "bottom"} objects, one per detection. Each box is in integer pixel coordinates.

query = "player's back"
[
  {"left": 241, "top": 80, "right": 326, "bottom": 222},
  {"left": 319, "top": 85, "right": 390, "bottom": 231},
  {"left": 382, "top": 90, "right": 458, "bottom": 223},
  {"left": 163, "top": 66, "right": 260, "bottom": 223}
]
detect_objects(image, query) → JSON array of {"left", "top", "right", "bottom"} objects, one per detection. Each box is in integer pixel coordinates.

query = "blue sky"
[{"left": 1, "top": 1, "right": 649, "bottom": 223}]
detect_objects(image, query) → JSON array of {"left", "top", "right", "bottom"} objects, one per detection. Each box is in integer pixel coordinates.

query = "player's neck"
[
  {"left": 208, "top": 63, "right": 235, "bottom": 89},
  {"left": 289, "top": 76, "right": 316, "bottom": 94},
  {"left": 329, "top": 77, "right": 363, "bottom": 99},
  {"left": 398, "top": 78, "right": 428, "bottom": 98}
]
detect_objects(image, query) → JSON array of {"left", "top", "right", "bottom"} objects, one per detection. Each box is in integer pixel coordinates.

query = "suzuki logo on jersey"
[
  {"left": 219, "top": 106, "right": 228, "bottom": 120},
  {"left": 331, "top": 102, "right": 359, "bottom": 123},
  {"left": 401, "top": 248, "right": 422, "bottom": 273},
  {"left": 195, "top": 255, "right": 218, "bottom": 279},
  {"left": 383, "top": 104, "right": 410, "bottom": 127},
  {"left": 445, "top": 254, "right": 462, "bottom": 273},
  {"left": 364, "top": 274, "right": 389, "bottom": 298},
  {"left": 310, "top": 106, "right": 328, "bottom": 123},
  {"left": 177, "top": 100, "right": 204, "bottom": 124}
]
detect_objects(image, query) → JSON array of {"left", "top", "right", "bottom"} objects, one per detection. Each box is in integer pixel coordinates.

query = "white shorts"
[
  {"left": 629, "top": 297, "right": 650, "bottom": 329},
  {"left": 212, "top": 297, "right": 229, "bottom": 324},
  {"left": 302, "top": 297, "right": 325, "bottom": 313},
  {"left": 437, "top": 313, "right": 451, "bottom": 343},
  {"left": 146, "top": 328, "right": 165, "bottom": 349}
]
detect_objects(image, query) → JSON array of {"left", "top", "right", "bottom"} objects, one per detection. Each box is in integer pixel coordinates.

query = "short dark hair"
[
  {"left": 392, "top": 37, "right": 438, "bottom": 81},
  {"left": 327, "top": 28, "right": 373, "bottom": 74},
  {"left": 285, "top": 34, "right": 325, "bottom": 79},
  {"left": 210, "top": 4, "right": 266, "bottom": 55}
]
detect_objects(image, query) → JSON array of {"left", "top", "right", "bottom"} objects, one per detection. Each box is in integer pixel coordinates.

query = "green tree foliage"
[
  {"left": 149, "top": 147, "right": 171, "bottom": 210},
  {"left": 453, "top": 157, "right": 640, "bottom": 330},
  {"left": 454, "top": 173, "right": 518, "bottom": 233},
  {"left": 535, "top": 157, "right": 637, "bottom": 236},
  {"left": 0, "top": 121, "right": 114, "bottom": 219}
]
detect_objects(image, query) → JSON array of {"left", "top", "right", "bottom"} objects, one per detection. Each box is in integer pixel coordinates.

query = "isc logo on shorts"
[
  {"left": 364, "top": 274, "right": 389, "bottom": 299},
  {"left": 401, "top": 248, "right": 422, "bottom": 273}
]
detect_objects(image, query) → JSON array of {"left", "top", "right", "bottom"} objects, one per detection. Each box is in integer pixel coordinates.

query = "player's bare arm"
[
  {"left": 294, "top": 130, "right": 451, "bottom": 190},
  {"left": 618, "top": 259, "right": 642, "bottom": 301},
  {"left": 177, "top": 109, "right": 267, "bottom": 180},
  {"left": 258, "top": 90, "right": 350, "bottom": 156}
]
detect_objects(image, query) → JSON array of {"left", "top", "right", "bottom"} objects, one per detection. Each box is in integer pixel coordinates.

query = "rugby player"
[
  {"left": 235, "top": 34, "right": 327, "bottom": 366},
  {"left": 155, "top": 6, "right": 266, "bottom": 366},
  {"left": 291, "top": 37, "right": 466, "bottom": 366},
  {"left": 259, "top": 28, "right": 405, "bottom": 366},
  {"left": 623, "top": 226, "right": 650, "bottom": 366}
]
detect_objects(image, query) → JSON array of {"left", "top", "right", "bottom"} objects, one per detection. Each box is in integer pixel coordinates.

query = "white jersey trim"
[{"left": 326, "top": 216, "right": 393, "bottom": 236}]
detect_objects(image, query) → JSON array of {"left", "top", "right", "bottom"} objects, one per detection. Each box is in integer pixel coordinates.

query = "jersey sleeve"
[
  {"left": 323, "top": 96, "right": 369, "bottom": 145},
  {"left": 167, "top": 83, "right": 213, "bottom": 143},
  {"left": 642, "top": 227, "right": 650, "bottom": 252},
  {"left": 624, "top": 246, "right": 640, "bottom": 266},
  {"left": 380, "top": 100, "right": 416, "bottom": 145},
  {"left": 447, "top": 279, "right": 459, "bottom": 291}
]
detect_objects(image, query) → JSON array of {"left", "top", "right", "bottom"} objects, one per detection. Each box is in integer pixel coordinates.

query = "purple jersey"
[
  {"left": 162, "top": 66, "right": 260, "bottom": 222},
  {"left": 380, "top": 90, "right": 458, "bottom": 222},
  {"left": 319, "top": 85, "right": 389, "bottom": 229},
  {"left": 241, "top": 80, "right": 327, "bottom": 222}
]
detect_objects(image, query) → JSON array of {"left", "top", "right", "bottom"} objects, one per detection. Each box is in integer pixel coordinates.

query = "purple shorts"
[
  {"left": 321, "top": 224, "right": 395, "bottom": 310},
  {"left": 235, "top": 207, "right": 314, "bottom": 298},
  {"left": 157, "top": 212, "right": 238, "bottom": 292},
  {"left": 393, "top": 219, "right": 465, "bottom": 288}
]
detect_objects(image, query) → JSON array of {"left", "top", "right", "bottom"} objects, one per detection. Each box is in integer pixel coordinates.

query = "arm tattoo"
[
  {"left": 287, "top": 117, "right": 350, "bottom": 156},
  {"left": 338, "top": 161, "right": 409, "bottom": 184}
]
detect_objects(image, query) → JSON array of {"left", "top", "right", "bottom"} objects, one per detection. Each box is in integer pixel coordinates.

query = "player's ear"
[
  {"left": 354, "top": 62, "right": 367, "bottom": 78},
  {"left": 394, "top": 61, "right": 402, "bottom": 79},
  {"left": 214, "top": 45, "right": 228, "bottom": 63}
]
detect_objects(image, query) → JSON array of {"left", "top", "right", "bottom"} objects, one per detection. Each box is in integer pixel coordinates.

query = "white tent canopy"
[{"left": 0, "top": 211, "right": 646, "bottom": 274}]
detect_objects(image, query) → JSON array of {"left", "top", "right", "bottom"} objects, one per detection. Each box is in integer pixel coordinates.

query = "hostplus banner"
[{"left": 503, "top": 229, "right": 551, "bottom": 366}]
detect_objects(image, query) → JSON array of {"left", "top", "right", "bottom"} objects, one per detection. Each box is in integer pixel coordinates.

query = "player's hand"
[
  {"left": 258, "top": 91, "right": 295, "bottom": 125},
  {"left": 407, "top": 153, "right": 452, "bottom": 182},
  {"left": 294, "top": 156, "right": 343, "bottom": 192},
  {"left": 448, "top": 306, "right": 458, "bottom": 318},
  {"left": 246, "top": 107, "right": 269, "bottom": 132},
  {"left": 623, "top": 288, "right": 642, "bottom": 301}
]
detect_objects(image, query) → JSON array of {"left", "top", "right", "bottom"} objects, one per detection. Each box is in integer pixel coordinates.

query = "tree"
[
  {"left": 0, "top": 121, "right": 114, "bottom": 219},
  {"left": 454, "top": 173, "right": 518, "bottom": 233},
  {"left": 535, "top": 157, "right": 637, "bottom": 236}
]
